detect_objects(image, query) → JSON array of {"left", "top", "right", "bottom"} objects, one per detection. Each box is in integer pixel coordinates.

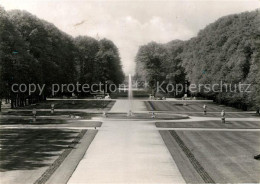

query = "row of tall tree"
[
  {"left": 135, "top": 9, "right": 260, "bottom": 110},
  {"left": 135, "top": 40, "right": 186, "bottom": 97},
  {"left": 0, "top": 7, "right": 124, "bottom": 109}
]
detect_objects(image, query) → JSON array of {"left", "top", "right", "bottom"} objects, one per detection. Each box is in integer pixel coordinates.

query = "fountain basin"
[{"left": 102, "top": 112, "right": 189, "bottom": 120}]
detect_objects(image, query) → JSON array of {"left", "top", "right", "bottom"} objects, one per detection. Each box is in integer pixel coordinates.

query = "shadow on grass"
[{"left": 0, "top": 129, "right": 79, "bottom": 172}]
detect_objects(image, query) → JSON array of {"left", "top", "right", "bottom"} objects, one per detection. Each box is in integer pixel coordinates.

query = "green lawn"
[
  {"left": 1, "top": 111, "right": 93, "bottom": 119},
  {"left": 16, "top": 100, "right": 115, "bottom": 109},
  {"left": 156, "top": 120, "right": 260, "bottom": 129},
  {"left": 145, "top": 101, "right": 258, "bottom": 118},
  {"left": 0, "top": 118, "right": 102, "bottom": 128},
  {"left": 0, "top": 129, "right": 95, "bottom": 184},
  {"left": 160, "top": 130, "right": 260, "bottom": 183},
  {"left": 145, "top": 101, "right": 245, "bottom": 112},
  {"left": 0, "top": 118, "right": 66, "bottom": 125},
  {"left": 0, "top": 129, "right": 80, "bottom": 172}
]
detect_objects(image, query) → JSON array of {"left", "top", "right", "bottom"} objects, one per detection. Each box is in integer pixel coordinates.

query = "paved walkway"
[
  {"left": 109, "top": 99, "right": 147, "bottom": 112},
  {"left": 68, "top": 99, "right": 185, "bottom": 183}
]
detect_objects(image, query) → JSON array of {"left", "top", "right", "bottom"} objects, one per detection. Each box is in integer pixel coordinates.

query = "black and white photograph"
[{"left": 0, "top": 0, "right": 260, "bottom": 183}]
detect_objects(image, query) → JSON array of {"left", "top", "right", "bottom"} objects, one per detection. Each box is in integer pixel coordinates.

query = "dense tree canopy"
[
  {"left": 74, "top": 36, "right": 99, "bottom": 85},
  {"left": 0, "top": 7, "right": 38, "bottom": 108},
  {"left": 135, "top": 42, "right": 167, "bottom": 95},
  {"left": 136, "top": 9, "right": 260, "bottom": 109},
  {"left": 0, "top": 7, "right": 124, "bottom": 108},
  {"left": 94, "top": 38, "right": 124, "bottom": 85},
  {"left": 135, "top": 40, "right": 186, "bottom": 97},
  {"left": 8, "top": 10, "right": 78, "bottom": 94},
  {"left": 181, "top": 9, "right": 260, "bottom": 110}
]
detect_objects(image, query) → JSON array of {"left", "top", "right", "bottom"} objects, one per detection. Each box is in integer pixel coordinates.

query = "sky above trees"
[{"left": 1, "top": 0, "right": 259, "bottom": 74}]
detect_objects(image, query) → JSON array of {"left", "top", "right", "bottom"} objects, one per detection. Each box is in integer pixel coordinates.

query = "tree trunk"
[{"left": 11, "top": 98, "right": 14, "bottom": 109}]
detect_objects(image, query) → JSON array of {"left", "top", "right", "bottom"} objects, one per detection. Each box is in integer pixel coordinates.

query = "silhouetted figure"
[
  {"left": 51, "top": 104, "right": 55, "bottom": 114},
  {"left": 151, "top": 112, "right": 156, "bottom": 118},
  {"left": 221, "top": 110, "right": 225, "bottom": 123},
  {"left": 203, "top": 104, "right": 207, "bottom": 115},
  {"left": 32, "top": 109, "right": 37, "bottom": 122}
]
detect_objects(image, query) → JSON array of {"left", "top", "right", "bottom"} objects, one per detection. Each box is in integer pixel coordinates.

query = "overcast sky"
[{"left": 1, "top": 0, "right": 259, "bottom": 74}]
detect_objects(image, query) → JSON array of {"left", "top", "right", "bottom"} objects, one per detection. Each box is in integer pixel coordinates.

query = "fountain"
[
  {"left": 127, "top": 74, "right": 133, "bottom": 116},
  {"left": 103, "top": 73, "right": 189, "bottom": 120}
]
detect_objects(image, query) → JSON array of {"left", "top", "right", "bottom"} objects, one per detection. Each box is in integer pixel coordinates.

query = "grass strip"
[
  {"left": 169, "top": 130, "right": 215, "bottom": 183},
  {"left": 34, "top": 129, "right": 87, "bottom": 184}
]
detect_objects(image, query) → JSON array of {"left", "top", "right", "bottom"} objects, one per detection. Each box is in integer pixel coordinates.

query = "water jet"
[{"left": 127, "top": 74, "right": 133, "bottom": 117}]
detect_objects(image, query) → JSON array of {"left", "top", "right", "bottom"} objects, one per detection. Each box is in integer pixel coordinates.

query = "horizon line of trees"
[
  {"left": 0, "top": 7, "right": 124, "bottom": 110},
  {"left": 135, "top": 9, "right": 260, "bottom": 110}
]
